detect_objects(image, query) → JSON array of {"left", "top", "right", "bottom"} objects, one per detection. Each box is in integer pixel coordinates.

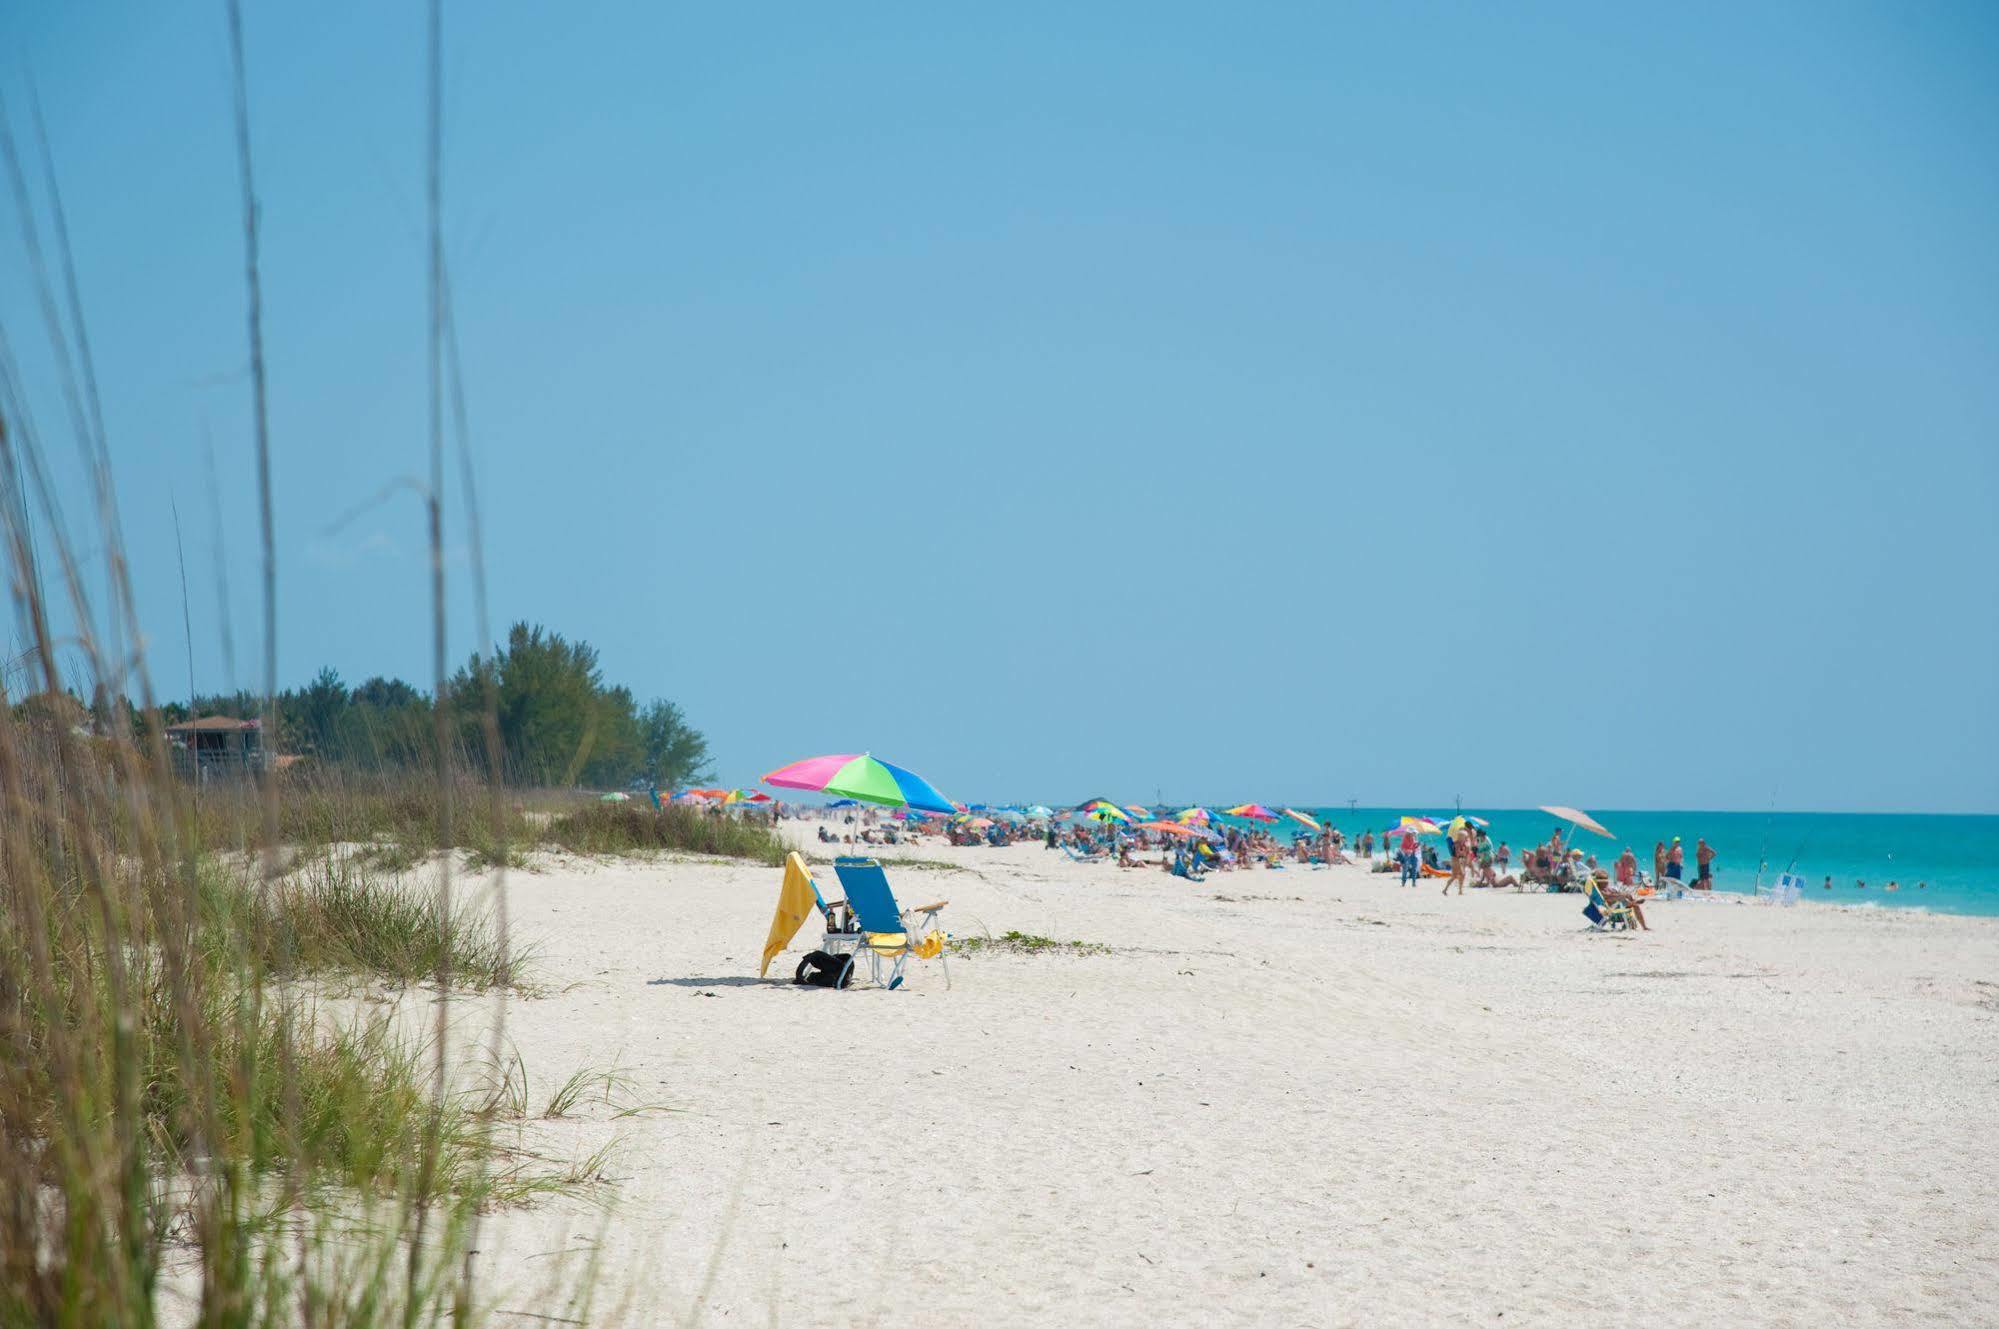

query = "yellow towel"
[{"left": 760, "top": 852, "right": 819, "bottom": 978}]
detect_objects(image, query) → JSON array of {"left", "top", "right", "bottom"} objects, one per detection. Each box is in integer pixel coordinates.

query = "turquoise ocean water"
[{"left": 1255, "top": 809, "right": 1999, "bottom": 918}]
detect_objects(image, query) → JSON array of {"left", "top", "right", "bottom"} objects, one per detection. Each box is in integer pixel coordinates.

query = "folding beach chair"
[
  {"left": 1583, "top": 879, "right": 1635, "bottom": 932},
  {"left": 832, "top": 857, "right": 950, "bottom": 990}
]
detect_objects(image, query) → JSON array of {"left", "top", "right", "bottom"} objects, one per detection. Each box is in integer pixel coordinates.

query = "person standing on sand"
[
  {"left": 1695, "top": 837, "right": 1716, "bottom": 889},
  {"left": 1653, "top": 841, "right": 1667, "bottom": 887},
  {"left": 1616, "top": 847, "right": 1638, "bottom": 888},
  {"left": 1399, "top": 830, "right": 1419, "bottom": 887},
  {"left": 1666, "top": 838, "right": 1684, "bottom": 882}
]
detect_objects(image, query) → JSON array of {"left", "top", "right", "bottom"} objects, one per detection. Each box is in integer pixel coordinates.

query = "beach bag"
[{"left": 794, "top": 950, "right": 854, "bottom": 989}]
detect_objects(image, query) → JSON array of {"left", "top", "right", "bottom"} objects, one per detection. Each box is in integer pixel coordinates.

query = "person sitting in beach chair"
[
  {"left": 1062, "top": 837, "right": 1109, "bottom": 863},
  {"left": 1583, "top": 876, "right": 1648, "bottom": 932},
  {"left": 831, "top": 857, "right": 950, "bottom": 990}
]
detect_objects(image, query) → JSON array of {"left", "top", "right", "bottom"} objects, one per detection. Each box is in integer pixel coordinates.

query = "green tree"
[
  {"left": 289, "top": 667, "right": 349, "bottom": 759},
  {"left": 637, "top": 699, "right": 711, "bottom": 789}
]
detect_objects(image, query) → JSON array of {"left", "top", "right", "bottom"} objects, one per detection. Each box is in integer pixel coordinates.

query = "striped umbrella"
[
  {"left": 1224, "top": 804, "right": 1277, "bottom": 822},
  {"left": 762, "top": 753, "right": 957, "bottom": 814},
  {"left": 1281, "top": 808, "right": 1323, "bottom": 832}
]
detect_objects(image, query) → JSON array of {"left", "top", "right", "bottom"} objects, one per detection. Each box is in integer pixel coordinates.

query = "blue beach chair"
[{"left": 832, "top": 857, "right": 950, "bottom": 990}]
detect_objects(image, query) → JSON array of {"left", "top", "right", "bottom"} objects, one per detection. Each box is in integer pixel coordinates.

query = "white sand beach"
[{"left": 446, "top": 832, "right": 1999, "bottom": 1327}]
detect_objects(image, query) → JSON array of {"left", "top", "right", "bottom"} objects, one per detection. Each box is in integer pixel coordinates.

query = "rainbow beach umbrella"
[
  {"left": 1224, "top": 803, "right": 1278, "bottom": 822},
  {"left": 1281, "top": 808, "right": 1323, "bottom": 831},
  {"left": 762, "top": 753, "right": 957, "bottom": 814}
]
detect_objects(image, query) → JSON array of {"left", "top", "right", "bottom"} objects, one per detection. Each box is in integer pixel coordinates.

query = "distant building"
[{"left": 166, "top": 715, "right": 274, "bottom": 780}]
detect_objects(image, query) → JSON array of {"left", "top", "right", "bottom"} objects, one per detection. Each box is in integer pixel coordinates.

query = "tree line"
[{"left": 153, "top": 622, "right": 712, "bottom": 789}]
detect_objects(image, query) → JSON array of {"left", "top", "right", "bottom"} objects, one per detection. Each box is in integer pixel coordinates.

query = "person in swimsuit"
[
  {"left": 1445, "top": 823, "right": 1471, "bottom": 895},
  {"left": 1695, "top": 837, "right": 1715, "bottom": 889},
  {"left": 1666, "top": 838, "right": 1684, "bottom": 881}
]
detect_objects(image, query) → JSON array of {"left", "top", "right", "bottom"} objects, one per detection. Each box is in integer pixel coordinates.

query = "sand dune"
[{"left": 445, "top": 832, "right": 1999, "bottom": 1326}]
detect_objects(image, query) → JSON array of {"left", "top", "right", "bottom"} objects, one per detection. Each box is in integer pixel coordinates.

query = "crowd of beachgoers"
[{"left": 787, "top": 800, "right": 1730, "bottom": 910}]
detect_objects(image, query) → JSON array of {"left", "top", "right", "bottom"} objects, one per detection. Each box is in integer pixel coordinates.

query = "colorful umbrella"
[
  {"left": 1177, "top": 807, "right": 1212, "bottom": 824},
  {"left": 1281, "top": 808, "right": 1322, "bottom": 831},
  {"left": 1385, "top": 816, "right": 1443, "bottom": 836},
  {"left": 762, "top": 753, "right": 956, "bottom": 814},
  {"left": 1135, "top": 819, "right": 1215, "bottom": 839},
  {"left": 1541, "top": 805, "right": 1613, "bottom": 839},
  {"left": 1224, "top": 803, "right": 1277, "bottom": 822},
  {"left": 724, "top": 789, "right": 772, "bottom": 805},
  {"left": 1085, "top": 805, "right": 1130, "bottom": 824}
]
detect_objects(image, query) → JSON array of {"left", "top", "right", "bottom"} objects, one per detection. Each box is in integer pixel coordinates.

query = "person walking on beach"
[
  {"left": 1398, "top": 830, "right": 1419, "bottom": 887},
  {"left": 1695, "top": 837, "right": 1716, "bottom": 890},
  {"left": 1444, "top": 822, "right": 1469, "bottom": 895}
]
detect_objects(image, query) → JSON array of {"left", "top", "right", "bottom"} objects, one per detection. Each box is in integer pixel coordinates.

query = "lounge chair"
[
  {"left": 832, "top": 857, "right": 950, "bottom": 990},
  {"left": 1060, "top": 842, "right": 1108, "bottom": 863},
  {"left": 1583, "top": 879, "right": 1635, "bottom": 932}
]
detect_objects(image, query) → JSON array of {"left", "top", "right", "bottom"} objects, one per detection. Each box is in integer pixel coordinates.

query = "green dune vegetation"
[
  {"left": 1, "top": 665, "right": 779, "bottom": 1324},
  {"left": 2, "top": 613, "right": 777, "bottom": 1328}
]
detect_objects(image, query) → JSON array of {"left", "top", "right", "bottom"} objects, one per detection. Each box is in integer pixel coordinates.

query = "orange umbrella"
[{"left": 1135, "top": 820, "right": 1215, "bottom": 839}]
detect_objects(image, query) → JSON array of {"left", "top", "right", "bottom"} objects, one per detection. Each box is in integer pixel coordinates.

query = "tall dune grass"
[{"left": 0, "top": 4, "right": 533, "bottom": 1320}]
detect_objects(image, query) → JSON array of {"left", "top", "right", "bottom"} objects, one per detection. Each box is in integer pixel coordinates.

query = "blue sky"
[{"left": 3, "top": 2, "right": 1995, "bottom": 812}]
